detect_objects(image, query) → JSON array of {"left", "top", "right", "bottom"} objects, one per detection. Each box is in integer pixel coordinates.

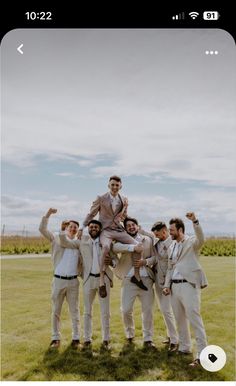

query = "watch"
[{"left": 193, "top": 219, "right": 199, "bottom": 224}]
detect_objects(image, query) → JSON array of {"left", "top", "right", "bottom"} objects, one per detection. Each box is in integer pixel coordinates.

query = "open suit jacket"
[
  {"left": 142, "top": 232, "right": 174, "bottom": 288},
  {"left": 83, "top": 192, "right": 128, "bottom": 230},
  {"left": 164, "top": 223, "right": 208, "bottom": 289},
  {"left": 39, "top": 216, "right": 83, "bottom": 275},
  {"left": 59, "top": 232, "right": 115, "bottom": 285}
]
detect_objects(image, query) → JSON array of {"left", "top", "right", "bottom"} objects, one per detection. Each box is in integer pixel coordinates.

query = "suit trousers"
[
  {"left": 51, "top": 277, "right": 80, "bottom": 340},
  {"left": 155, "top": 283, "right": 178, "bottom": 344},
  {"left": 100, "top": 229, "right": 138, "bottom": 250},
  {"left": 83, "top": 275, "right": 110, "bottom": 342},
  {"left": 121, "top": 277, "right": 154, "bottom": 342},
  {"left": 171, "top": 282, "right": 207, "bottom": 357}
]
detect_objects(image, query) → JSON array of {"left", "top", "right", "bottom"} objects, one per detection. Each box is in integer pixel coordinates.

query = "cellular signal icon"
[
  {"left": 172, "top": 12, "right": 185, "bottom": 20},
  {"left": 189, "top": 11, "right": 199, "bottom": 19}
]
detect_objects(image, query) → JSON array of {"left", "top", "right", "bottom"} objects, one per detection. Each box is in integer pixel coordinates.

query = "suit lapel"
[
  {"left": 83, "top": 238, "right": 94, "bottom": 272},
  {"left": 103, "top": 192, "right": 114, "bottom": 216}
]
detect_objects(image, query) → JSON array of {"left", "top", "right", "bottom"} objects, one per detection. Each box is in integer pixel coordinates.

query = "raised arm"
[
  {"left": 59, "top": 222, "right": 81, "bottom": 249},
  {"left": 186, "top": 212, "right": 204, "bottom": 251},
  {"left": 83, "top": 196, "right": 101, "bottom": 228},
  {"left": 39, "top": 208, "right": 57, "bottom": 241}
]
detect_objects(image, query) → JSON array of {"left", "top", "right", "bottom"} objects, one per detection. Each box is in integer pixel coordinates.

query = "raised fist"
[
  {"left": 186, "top": 212, "right": 197, "bottom": 222},
  {"left": 46, "top": 208, "right": 57, "bottom": 218}
]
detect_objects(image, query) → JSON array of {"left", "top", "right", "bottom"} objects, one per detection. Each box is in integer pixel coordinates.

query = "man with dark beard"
[{"left": 112, "top": 217, "right": 156, "bottom": 349}]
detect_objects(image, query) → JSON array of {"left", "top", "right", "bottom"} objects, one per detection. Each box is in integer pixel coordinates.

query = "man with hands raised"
[
  {"left": 162, "top": 212, "right": 208, "bottom": 368},
  {"left": 39, "top": 208, "right": 82, "bottom": 349}
]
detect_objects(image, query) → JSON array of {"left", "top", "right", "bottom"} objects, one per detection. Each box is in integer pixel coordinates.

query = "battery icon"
[{"left": 203, "top": 11, "right": 219, "bottom": 20}]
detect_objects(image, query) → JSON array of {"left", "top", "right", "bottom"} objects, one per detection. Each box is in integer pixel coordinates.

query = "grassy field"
[{"left": 1, "top": 256, "right": 235, "bottom": 381}]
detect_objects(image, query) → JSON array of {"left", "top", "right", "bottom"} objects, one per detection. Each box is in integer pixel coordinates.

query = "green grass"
[{"left": 1, "top": 256, "right": 235, "bottom": 381}]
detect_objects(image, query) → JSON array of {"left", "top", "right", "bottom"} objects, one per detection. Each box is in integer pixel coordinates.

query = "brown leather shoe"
[
  {"left": 99, "top": 284, "right": 107, "bottom": 298},
  {"left": 82, "top": 341, "right": 92, "bottom": 350},
  {"left": 100, "top": 340, "right": 111, "bottom": 351},
  {"left": 71, "top": 339, "right": 81, "bottom": 349},
  {"left": 49, "top": 340, "right": 60, "bottom": 348},
  {"left": 162, "top": 337, "right": 170, "bottom": 344},
  {"left": 130, "top": 276, "right": 148, "bottom": 291},
  {"left": 178, "top": 350, "right": 192, "bottom": 355},
  {"left": 143, "top": 341, "right": 156, "bottom": 349},
  {"left": 189, "top": 358, "right": 200, "bottom": 368},
  {"left": 168, "top": 343, "right": 179, "bottom": 353}
]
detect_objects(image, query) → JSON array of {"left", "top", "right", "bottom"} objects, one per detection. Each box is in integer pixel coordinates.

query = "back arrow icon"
[{"left": 17, "top": 44, "right": 23, "bottom": 54}]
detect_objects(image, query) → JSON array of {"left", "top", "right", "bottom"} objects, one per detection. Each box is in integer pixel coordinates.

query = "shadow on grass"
[{"left": 19, "top": 343, "right": 227, "bottom": 381}]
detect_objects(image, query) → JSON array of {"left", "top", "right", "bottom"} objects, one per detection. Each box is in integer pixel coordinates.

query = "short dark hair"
[
  {"left": 151, "top": 221, "right": 167, "bottom": 232},
  {"left": 88, "top": 219, "right": 102, "bottom": 229},
  {"left": 124, "top": 217, "right": 139, "bottom": 229},
  {"left": 69, "top": 220, "right": 80, "bottom": 228},
  {"left": 169, "top": 218, "right": 185, "bottom": 233},
  {"left": 109, "top": 175, "right": 122, "bottom": 183}
]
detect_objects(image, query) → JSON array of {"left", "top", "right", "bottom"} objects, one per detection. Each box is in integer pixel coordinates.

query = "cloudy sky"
[{"left": 1, "top": 28, "right": 236, "bottom": 235}]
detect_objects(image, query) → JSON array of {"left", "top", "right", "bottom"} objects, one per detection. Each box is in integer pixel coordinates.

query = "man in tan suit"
[
  {"left": 137, "top": 221, "right": 178, "bottom": 352},
  {"left": 59, "top": 219, "right": 118, "bottom": 351},
  {"left": 39, "top": 208, "right": 82, "bottom": 349},
  {"left": 112, "top": 217, "right": 156, "bottom": 349},
  {"left": 78, "top": 175, "right": 146, "bottom": 297},
  {"left": 163, "top": 212, "right": 208, "bottom": 367}
]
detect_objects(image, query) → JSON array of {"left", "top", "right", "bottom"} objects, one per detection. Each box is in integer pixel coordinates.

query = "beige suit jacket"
[
  {"left": 164, "top": 223, "right": 208, "bottom": 289},
  {"left": 144, "top": 234, "right": 173, "bottom": 288},
  {"left": 83, "top": 192, "right": 128, "bottom": 230},
  {"left": 112, "top": 234, "right": 156, "bottom": 281},
  {"left": 59, "top": 233, "right": 115, "bottom": 285},
  {"left": 39, "top": 216, "right": 82, "bottom": 275}
]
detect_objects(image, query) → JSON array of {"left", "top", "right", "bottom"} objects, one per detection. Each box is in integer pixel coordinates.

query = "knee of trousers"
[{"left": 121, "top": 307, "right": 133, "bottom": 317}]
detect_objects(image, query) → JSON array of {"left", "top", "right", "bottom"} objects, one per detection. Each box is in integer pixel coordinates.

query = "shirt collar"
[
  {"left": 109, "top": 192, "right": 119, "bottom": 200},
  {"left": 89, "top": 236, "right": 99, "bottom": 244}
]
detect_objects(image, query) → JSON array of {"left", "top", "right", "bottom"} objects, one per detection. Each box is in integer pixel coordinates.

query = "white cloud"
[
  {"left": 2, "top": 189, "right": 235, "bottom": 235},
  {"left": 3, "top": 106, "right": 236, "bottom": 188},
  {"left": 55, "top": 172, "right": 75, "bottom": 177}
]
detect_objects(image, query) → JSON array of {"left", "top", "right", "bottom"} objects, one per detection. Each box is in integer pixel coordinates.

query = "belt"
[
  {"left": 54, "top": 274, "right": 78, "bottom": 280},
  {"left": 172, "top": 279, "right": 188, "bottom": 283},
  {"left": 90, "top": 273, "right": 100, "bottom": 277}
]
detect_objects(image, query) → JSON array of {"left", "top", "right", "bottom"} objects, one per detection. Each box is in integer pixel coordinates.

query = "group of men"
[{"left": 39, "top": 175, "right": 208, "bottom": 368}]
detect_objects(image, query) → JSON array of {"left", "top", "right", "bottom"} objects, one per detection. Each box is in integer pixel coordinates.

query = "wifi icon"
[{"left": 189, "top": 11, "right": 199, "bottom": 19}]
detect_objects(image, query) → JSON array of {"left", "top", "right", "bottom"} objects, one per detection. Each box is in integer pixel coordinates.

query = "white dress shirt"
[
  {"left": 171, "top": 237, "right": 188, "bottom": 280},
  {"left": 109, "top": 193, "right": 121, "bottom": 213},
  {"left": 55, "top": 242, "right": 80, "bottom": 276},
  {"left": 90, "top": 237, "right": 101, "bottom": 275}
]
